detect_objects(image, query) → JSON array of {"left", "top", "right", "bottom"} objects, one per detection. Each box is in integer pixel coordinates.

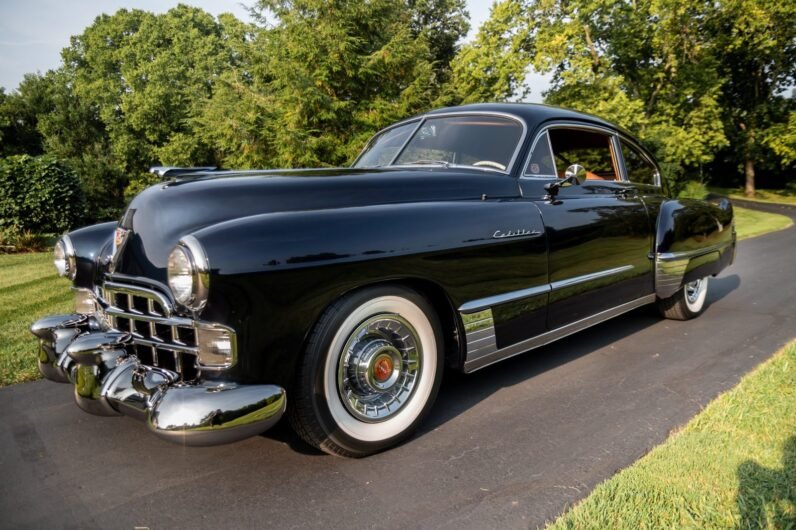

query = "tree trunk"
[{"left": 744, "top": 157, "right": 755, "bottom": 197}]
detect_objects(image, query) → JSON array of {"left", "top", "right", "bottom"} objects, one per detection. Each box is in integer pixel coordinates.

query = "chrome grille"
[{"left": 99, "top": 282, "right": 199, "bottom": 381}]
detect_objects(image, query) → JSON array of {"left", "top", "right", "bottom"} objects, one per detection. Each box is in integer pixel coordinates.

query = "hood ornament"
[{"left": 108, "top": 227, "right": 130, "bottom": 273}]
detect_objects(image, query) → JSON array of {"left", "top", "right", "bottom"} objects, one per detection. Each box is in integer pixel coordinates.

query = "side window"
[
  {"left": 524, "top": 131, "right": 557, "bottom": 177},
  {"left": 548, "top": 128, "right": 619, "bottom": 180},
  {"left": 620, "top": 140, "right": 658, "bottom": 185}
]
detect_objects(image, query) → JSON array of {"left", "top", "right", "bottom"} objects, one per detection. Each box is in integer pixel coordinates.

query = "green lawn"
[
  {"left": 734, "top": 206, "right": 794, "bottom": 240},
  {"left": 711, "top": 186, "right": 796, "bottom": 206},
  {"left": 548, "top": 340, "right": 796, "bottom": 529},
  {"left": 0, "top": 253, "right": 72, "bottom": 386}
]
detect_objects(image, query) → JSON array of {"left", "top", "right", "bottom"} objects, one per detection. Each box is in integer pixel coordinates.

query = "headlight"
[
  {"left": 54, "top": 236, "right": 76, "bottom": 280},
  {"left": 167, "top": 236, "right": 209, "bottom": 311}
]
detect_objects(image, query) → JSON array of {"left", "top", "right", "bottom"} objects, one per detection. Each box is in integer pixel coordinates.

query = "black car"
[{"left": 31, "top": 103, "right": 735, "bottom": 456}]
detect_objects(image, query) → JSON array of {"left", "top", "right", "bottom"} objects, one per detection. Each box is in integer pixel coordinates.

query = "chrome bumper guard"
[{"left": 31, "top": 314, "right": 286, "bottom": 446}]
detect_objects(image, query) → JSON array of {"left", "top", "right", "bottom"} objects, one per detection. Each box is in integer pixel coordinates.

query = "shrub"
[
  {"left": 0, "top": 155, "right": 85, "bottom": 233},
  {"left": 0, "top": 227, "right": 51, "bottom": 253},
  {"left": 678, "top": 180, "right": 709, "bottom": 200}
]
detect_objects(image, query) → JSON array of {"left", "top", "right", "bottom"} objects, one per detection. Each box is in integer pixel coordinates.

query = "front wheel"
[
  {"left": 289, "top": 286, "right": 443, "bottom": 457},
  {"left": 657, "top": 276, "right": 710, "bottom": 320}
]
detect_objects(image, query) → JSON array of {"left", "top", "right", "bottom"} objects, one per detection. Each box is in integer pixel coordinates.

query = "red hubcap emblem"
[{"left": 373, "top": 357, "right": 394, "bottom": 382}]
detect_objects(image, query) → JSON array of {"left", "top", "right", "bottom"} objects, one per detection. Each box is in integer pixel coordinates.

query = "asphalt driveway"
[{"left": 2, "top": 203, "right": 794, "bottom": 530}]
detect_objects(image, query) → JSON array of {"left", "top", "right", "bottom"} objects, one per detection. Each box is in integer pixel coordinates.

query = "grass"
[
  {"left": 734, "top": 206, "right": 793, "bottom": 240},
  {"left": 710, "top": 186, "right": 796, "bottom": 206},
  {"left": 548, "top": 340, "right": 796, "bottom": 529},
  {"left": 0, "top": 253, "right": 72, "bottom": 386}
]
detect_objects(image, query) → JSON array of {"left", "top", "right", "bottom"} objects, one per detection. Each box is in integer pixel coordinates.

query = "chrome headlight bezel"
[
  {"left": 54, "top": 235, "right": 77, "bottom": 280},
  {"left": 167, "top": 236, "right": 210, "bottom": 312}
]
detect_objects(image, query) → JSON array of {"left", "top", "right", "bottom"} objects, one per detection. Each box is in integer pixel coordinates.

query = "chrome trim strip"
[
  {"left": 657, "top": 241, "right": 732, "bottom": 261},
  {"left": 459, "top": 265, "right": 634, "bottom": 315},
  {"left": 549, "top": 265, "right": 634, "bottom": 291},
  {"left": 461, "top": 309, "right": 498, "bottom": 362},
  {"left": 654, "top": 240, "right": 732, "bottom": 298},
  {"left": 520, "top": 122, "right": 623, "bottom": 181},
  {"left": 521, "top": 130, "right": 558, "bottom": 178},
  {"left": 177, "top": 235, "right": 211, "bottom": 313},
  {"left": 464, "top": 294, "right": 656, "bottom": 373},
  {"left": 459, "top": 284, "right": 550, "bottom": 314}
]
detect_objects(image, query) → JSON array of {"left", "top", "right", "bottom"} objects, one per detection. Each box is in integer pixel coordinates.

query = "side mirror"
[{"left": 564, "top": 164, "right": 586, "bottom": 181}]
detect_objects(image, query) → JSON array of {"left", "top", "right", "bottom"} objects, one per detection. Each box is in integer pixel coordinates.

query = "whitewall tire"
[{"left": 289, "top": 285, "right": 443, "bottom": 457}]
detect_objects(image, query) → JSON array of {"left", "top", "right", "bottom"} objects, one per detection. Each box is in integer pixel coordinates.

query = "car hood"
[{"left": 115, "top": 167, "right": 519, "bottom": 281}]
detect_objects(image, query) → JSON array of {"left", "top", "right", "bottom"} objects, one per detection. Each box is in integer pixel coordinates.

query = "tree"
[
  {"left": 448, "top": 0, "right": 729, "bottom": 184},
  {"left": 32, "top": 6, "right": 246, "bottom": 217},
  {"left": 233, "top": 0, "right": 462, "bottom": 168},
  {"left": 0, "top": 73, "right": 55, "bottom": 157},
  {"left": 712, "top": 0, "right": 796, "bottom": 196}
]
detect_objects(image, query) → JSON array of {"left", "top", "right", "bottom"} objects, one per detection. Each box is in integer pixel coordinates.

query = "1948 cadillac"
[{"left": 31, "top": 103, "right": 735, "bottom": 457}]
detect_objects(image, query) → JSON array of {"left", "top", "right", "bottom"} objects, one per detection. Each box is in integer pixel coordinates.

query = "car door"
[{"left": 520, "top": 124, "right": 654, "bottom": 330}]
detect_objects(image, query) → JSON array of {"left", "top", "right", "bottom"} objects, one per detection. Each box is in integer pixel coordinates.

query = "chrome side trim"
[
  {"left": 657, "top": 241, "right": 732, "bottom": 261},
  {"left": 458, "top": 265, "right": 634, "bottom": 315},
  {"left": 461, "top": 309, "right": 498, "bottom": 362},
  {"left": 464, "top": 294, "right": 656, "bottom": 373},
  {"left": 458, "top": 284, "right": 550, "bottom": 314},
  {"left": 549, "top": 265, "right": 634, "bottom": 291}
]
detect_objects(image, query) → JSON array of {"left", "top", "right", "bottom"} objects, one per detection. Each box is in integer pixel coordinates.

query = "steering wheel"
[{"left": 472, "top": 160, "right": 506, "bottom": 170}]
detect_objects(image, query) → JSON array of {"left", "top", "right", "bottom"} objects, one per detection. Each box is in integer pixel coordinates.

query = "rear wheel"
[
  {"left": 289, "top": 286, "right": 443, "bottom": 457},
  {"left": 657, "top": 276, "right": 709, "bottom": 320}
]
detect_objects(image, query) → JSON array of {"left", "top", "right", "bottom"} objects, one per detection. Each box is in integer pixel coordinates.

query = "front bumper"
[{"left": 31, "top": 313, "right": 286, "bottom": 446}]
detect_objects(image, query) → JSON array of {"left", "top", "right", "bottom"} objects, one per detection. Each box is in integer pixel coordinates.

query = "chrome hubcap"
[
  {"left": 337, "top": 314, "right": 422, "bottom": 422},
  {"left": 685, "top": 278, "right": 704, "bottom": 304}
]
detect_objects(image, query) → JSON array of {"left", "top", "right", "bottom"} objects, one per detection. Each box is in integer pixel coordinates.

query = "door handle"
[{"left": 615, "top": 187, "right": 637, "bottom": 198}]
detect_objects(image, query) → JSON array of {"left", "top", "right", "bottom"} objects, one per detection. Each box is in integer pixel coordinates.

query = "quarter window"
[
  {"left": 524, "top": 131, "right": 557, "bottom": 177},
  {"left": 620, "top": 140, "right": 658, "bottom": 185},
  {"left": 548, "top": 128, "right": 619, "bottom": 180}
]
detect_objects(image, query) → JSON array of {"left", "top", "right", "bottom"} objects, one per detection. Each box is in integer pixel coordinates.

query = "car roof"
[{"left": 423, "top": 102, "right": 626, "bottom": 135}]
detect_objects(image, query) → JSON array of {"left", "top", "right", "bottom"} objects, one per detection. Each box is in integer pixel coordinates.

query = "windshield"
[{"left": 354, "top": 114, "right": 524, "bottom": 172}]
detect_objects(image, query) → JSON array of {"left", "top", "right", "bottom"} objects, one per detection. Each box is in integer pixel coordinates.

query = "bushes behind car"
[{"left": 0, "top": 155, "right": 85, "bottom": 241}]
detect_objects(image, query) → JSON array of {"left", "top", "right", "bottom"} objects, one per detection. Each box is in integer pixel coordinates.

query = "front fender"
[
  {"left": 67, "top": 221, "right": 117, "bottom": 289},
  {"left": 188, "top": 200, "right": 548, "bottom": 386}
]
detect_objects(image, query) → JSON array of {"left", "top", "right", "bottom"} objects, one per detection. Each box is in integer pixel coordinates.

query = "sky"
[{"left": 0, "top": 0, "right": 550, "bottom": 101}]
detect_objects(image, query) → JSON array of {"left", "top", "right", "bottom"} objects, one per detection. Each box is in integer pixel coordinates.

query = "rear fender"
[{"left": 654, "top": 198, "right": 735, "bottom": 299}]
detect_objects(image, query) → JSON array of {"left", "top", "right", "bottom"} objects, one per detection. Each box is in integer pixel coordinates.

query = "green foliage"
[
  {"left": 0, "top": 0, "right": 791, "bottom": 219},
  {"left": 0, "top": 74, "right": 54, "bottom": 157},
  {"left": 0, "top": 155, "right": 85, "bottom": 233},
  {"left": 451, "top": 0, "right": 795, "bottom": 191},
  {"left": 677, "top": 180, "right": 709, "bottom": 200},
  {"left": 0, "top": 228, "right": 51, "bottom": 254},
  {"left": 762, "top": 111, "right": 796, "bottom": 166}
]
